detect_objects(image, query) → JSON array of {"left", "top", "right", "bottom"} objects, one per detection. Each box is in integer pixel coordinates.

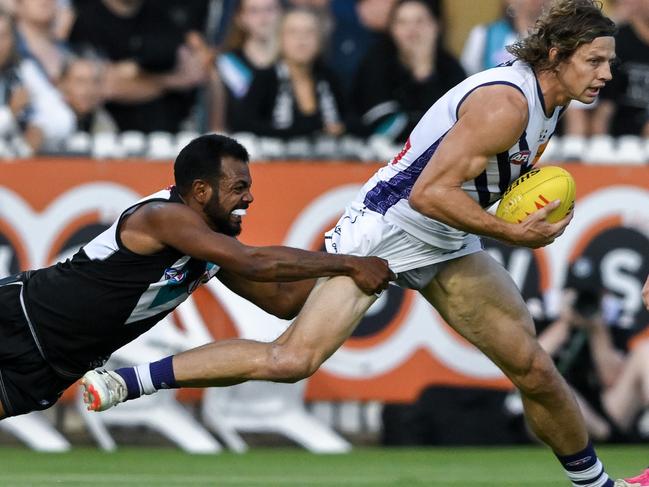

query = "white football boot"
[{"left": 81, "top": 369, "right": 128, "bottom": 411}]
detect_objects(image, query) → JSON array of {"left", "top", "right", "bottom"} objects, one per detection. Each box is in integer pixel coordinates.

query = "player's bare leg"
[
  {"left": 0, "top": 401, "right": 5, "bottom": 420},
  {"left": 420, "top": 251, "right": 588, "bottom": 455},
  {"left": 83, "top": 276, "right": 377, "bottom": 409},
  {"left": 174, "top": 276, "right": 377, "bottom": 386}
]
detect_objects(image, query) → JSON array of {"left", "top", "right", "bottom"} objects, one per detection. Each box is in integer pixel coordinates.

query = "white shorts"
[{"left": 324, "top": 202, "right": 483, "bottom": 289}]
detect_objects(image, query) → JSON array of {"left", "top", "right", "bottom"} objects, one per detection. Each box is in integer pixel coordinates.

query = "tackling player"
[{"left": 0, "top": 134, "right": 393, "bottom": 419}]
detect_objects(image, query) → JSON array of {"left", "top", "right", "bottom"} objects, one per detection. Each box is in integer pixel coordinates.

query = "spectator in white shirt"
[
  {"left": 13, "top": 0, "right": 75, "bottom": 150},
  {"left": 59, "top": 55, "right": 116, "bottom": 134},
  {"left": 0, "top": 9, "right": 42, "bottom": 153}
]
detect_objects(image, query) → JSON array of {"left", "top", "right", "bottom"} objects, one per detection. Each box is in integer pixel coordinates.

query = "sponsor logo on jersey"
[
  {"left": 509, "top": 150, "right": 531, "bottom": 165},
  {"left": 164, "top": 267, "right": 188, "bottom": 284}
]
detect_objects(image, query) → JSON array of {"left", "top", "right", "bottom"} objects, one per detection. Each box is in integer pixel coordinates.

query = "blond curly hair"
[{"left": 507, "top": 0, "right": 616, "bottom": 72}]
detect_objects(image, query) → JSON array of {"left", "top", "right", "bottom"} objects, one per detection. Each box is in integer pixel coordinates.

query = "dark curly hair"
[
  {"left": 507, "top": 0, "right": 616, "bottom": 72},
  {"left": 174, "top": 134, "right": 249, "bottom": 196}
]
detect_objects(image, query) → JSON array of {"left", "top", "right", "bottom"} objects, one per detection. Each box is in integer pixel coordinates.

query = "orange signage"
[{"left": 0, "top": 160, "right": 648, "bottom": 402}]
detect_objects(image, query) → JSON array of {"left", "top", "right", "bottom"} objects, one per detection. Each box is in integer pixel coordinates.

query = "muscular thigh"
[
  {"left": 421, "top": 251, "right": 539, "bottom": 375},
  {"left": 275, "top": 276, "right": 377, "bottom": 363}
]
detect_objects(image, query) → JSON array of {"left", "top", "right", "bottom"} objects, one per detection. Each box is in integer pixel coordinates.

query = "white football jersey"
[{"left": 357, "top": 60, "right": 564, "bottom": 249}]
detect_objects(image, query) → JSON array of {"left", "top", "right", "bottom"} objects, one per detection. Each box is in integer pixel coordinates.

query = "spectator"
[
  {"left": 12, "top": 0, "right": 76, "bottom": 151},
  {"left": 285, "top": 0, "right": 333, "bottom": 42},
  {"left": 537, "top": 273, "right": 649, "bottom": 440},
  {"left": 286, "top": 0, "right": 330, "bottom": 7},
  {"left": 590, "top": 0, "right": 649, "bottom": 136},
  {"left": 205, "top": 0, "right": 238, "bottom": 46},
  {"left": 69, "top": 0, "right": 212, "bottom": 133},
  {"left": 0, "top": 0, "right": 70, "bottom": 28},
  {"left": 15, "top": 0, "right": 68, "bottom": 81},
  {"left": 53, "top": 0, "right": 74, "bottom": 41},
  {"left": 609, "top": 0, "right": 636, "bottom": 24},
  {"left": 327, "top": 0, "right": 397, "bottom": 96},
  {"left": 228, "top": 7, "right": 345, "bottom": 139},
  {"left": 59, "top": 55, "right": 116, "bottom": 133},
  {"left": 461, "top": 0, "right": 548, "bottom": 76},
  {"left": 350, "top": 0, "right": 465, "bottom": 143},
  {"left": 0, "top": 9, "right": 42, "bottom": 152},
  {"left": 214, "top": 0, "right": 282, "bottom": 131}
]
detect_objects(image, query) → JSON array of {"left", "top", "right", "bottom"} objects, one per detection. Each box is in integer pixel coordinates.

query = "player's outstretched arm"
[
  {"left": 408, "top": 84, "right": 566, "bottom": 249},
  {"left": 217, "top": 269, "right": 316, "bottom": 320},
  {"left": 643, "top": 274, "right": 649, "bottom": 310},
  {"left": 130, "top": 202, "right": 394, "bottom": 295}
]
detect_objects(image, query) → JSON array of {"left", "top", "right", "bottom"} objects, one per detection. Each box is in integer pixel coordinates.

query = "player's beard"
[{"left": 203, "top": 190, "right": 242, "bottom": 237}]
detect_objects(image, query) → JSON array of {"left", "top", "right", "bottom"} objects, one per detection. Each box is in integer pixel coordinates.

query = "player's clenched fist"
[{"left": 348, "top": 256, "right": 395, "bottom": 295}]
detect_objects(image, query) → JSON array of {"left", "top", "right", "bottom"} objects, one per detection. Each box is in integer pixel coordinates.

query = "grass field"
[{"left": 0, "top": 445, "right": 646, "bottom": 486}]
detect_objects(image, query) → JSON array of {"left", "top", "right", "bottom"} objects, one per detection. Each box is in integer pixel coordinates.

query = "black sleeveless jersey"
[{"left": 22, "top": 187, "right": 220, "bottom": 377}]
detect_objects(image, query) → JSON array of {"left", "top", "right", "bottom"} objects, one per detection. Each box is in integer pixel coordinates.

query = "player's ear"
[
  {"left": 190, "top": 179, "right": 212, "bottom": 205},
  {"left": 548, "top": 47, "right": 560, "bottom": 70}
]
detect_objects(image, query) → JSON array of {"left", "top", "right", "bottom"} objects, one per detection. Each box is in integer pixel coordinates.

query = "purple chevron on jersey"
[{"left": 363, "top": 136, "right": 445, "bottom": 215}]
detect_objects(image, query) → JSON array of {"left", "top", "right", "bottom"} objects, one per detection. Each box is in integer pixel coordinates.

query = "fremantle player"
[
  {"left": 0, "top": 134, "right": 394, "bottom": 420},
  {"left": 85, "top": 1, "right": 648, "bottom": 485}
]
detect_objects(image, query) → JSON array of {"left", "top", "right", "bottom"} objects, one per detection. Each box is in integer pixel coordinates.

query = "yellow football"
[{"left": 496, "top": 166, "right": 576, "bottom": 224}]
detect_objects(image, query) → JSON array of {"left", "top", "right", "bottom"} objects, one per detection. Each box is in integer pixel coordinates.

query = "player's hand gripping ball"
[{"left": 496, "top": 166, "right": 575, "bottom": 224}]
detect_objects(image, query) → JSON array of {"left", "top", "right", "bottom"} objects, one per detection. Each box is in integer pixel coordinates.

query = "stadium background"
[{"left": 0, "top": 0, "right": 648, "bottom": 485}]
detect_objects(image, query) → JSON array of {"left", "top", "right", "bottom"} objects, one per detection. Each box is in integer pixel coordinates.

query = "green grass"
[{"left": 0, "top": 445, "right": 645, "bottom": 486}]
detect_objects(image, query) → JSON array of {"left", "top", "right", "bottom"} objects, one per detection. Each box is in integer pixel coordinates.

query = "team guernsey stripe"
[
  {"left": 363, "top": 135, "right": 446, "bottom": 215},
  {"left": 496, "top": 150, "right": 511, "bottom": 195},
  {"left": 474, "top": 170, "right": 491, "bottom": 207},
  {"left": 534, "top": 75, "right": 549, "bottom": 117}
]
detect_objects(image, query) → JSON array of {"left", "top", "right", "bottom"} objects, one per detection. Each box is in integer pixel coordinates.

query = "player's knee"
[
  {"left": 267, "top": 344, "right": 320, "bottom": 382},
  {"left": 512, "top": 349, "right": 562, "bottom": 398}
]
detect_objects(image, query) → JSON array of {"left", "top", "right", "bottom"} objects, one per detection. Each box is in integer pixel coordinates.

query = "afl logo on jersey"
[
  {"left": 509, "top": 150, "right": 531, "bottom": 165},
  {"left": 164, "top": 267, "right": 188, "bottom": 284}
]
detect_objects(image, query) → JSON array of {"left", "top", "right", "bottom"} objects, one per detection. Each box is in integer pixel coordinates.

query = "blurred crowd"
[
  {"left": 530, "top": 259, "right": 649, "bottom": 443},
  {"left": 0, "top": 0, "right": 646, "bottom": 157}
]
